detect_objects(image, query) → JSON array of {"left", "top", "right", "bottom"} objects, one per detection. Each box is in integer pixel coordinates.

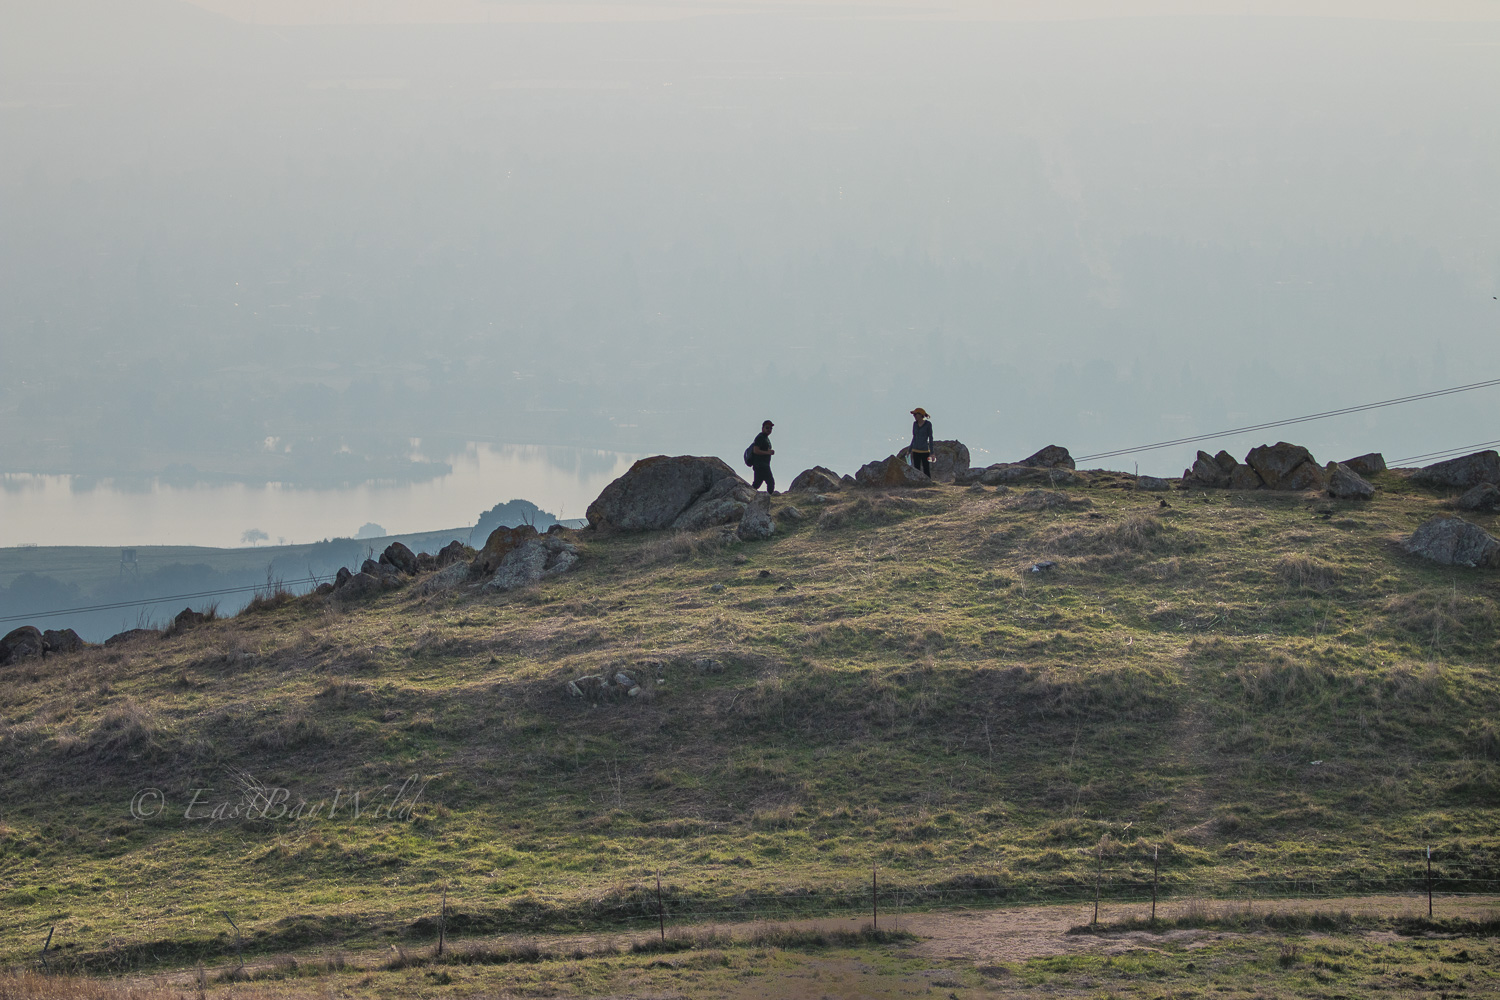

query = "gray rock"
[
  {"left": 417, "top": 560, "right": 471, "bottom": 595},
  {"left": 693, "top": 657, "right": 725, "bottom": 673},
  {"left": 338, "top": 572, "right": 384, "bottom": 599},
  {"left": 978, "top": 464, "right": 1081, "bottom": 487},
  {"left": 484, "top": 535, "right": 581, "bottom": 592},
  {"left": 1183, "top": 450, "right": 1229, "bottom": 488},
  {"left": 897, "top": 439, "right": 971, "bottom": 483},
  {"left": 1, "top": 626, "right": 45, "bottom": 665},
  {"left": 1404, "top": 516, "right": 1500, "bottom": 568},
  {"left": 380, "top": 541, "right": 419, "bottom": 575},
  {"left": 1228, "top": 465, "right": 1264, "bottom": 490},
  {"left": 788, "top": 466, "right": 844, "bottom": 493},
  {"left": 854, "top": 455, "right": 933, "bottom": 489},
  {"left": 587, "top": 455, "right": 743, "bottom": 531},
  {"left": 435, "top": 539, "right": 467, "bottom": 568},
  {"left": 736, "top": 502, "right": 776, "bottom": 541},
  {"left": 42, "top": 628, "right": 84, "bottom": 654},
  {"left": 776, "top": 505, "right": 805, "bottom": 522},
  {"left": 1343, "top": 453, "right": 1387, "bottom": 476},
  {"left": 104, "top": 628, "right": 161, "bottom": 647},
  {"left": 1326, "top": 463, "right": 1375, "bottom": 500},
  {"left": 1136, "top": 475, "right": 1171, "bottom": 492},
  {"left": 314, "top": 582, "right": 335, "bottom": 596},
  {"left": 334, "top": 566, "right": 353, "bottom": 589},
  {"left": 173, "top": 607, "right": 207, "bottom": 629},
  {"left": 1456, "top": 483, "right": 1500, "bottom": 512},
  {"left": 672, "top": 477, "right": 759, "bottom": 531},
  {"left": 1411, "top": 450, "right": 1500, "bottom": 490},
  {"left": 1019, "top": 445, "right": 1075, "bottom": 470}
]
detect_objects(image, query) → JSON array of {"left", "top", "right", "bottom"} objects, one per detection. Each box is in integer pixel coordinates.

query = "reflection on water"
[{"left": 0, "top": 444, "right": 639, "bottom": 548}]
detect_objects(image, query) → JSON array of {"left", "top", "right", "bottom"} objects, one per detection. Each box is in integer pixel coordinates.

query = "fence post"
[
  {"left": 1151, "top": 847, "right": 1159, "bottom": 922},
  {"left": 438, "top": 890, "right": 447, "bottom": 956},
  {"left": 39, "top": 925, "right": 54, "bottom": 972},
  {"left": 1426, "top": 846, "right": 1433, "bottom": 918},
  {"left": 656, "top": 870, "right": 665, "bottom": 942},
  {"left": 1093, "top": 844, "right": 1102, "bottom": 927},
  {"left": 872, "top": 863, "right": 878, "bottom": 931}
]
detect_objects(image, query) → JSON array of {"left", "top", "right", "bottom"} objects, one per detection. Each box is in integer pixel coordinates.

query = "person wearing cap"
[
  {"left": 750, "top": 419, "right": 777, "bottom": 494},
  {"left": 909, "top": 408, "right": 934, "bottom": 477}
]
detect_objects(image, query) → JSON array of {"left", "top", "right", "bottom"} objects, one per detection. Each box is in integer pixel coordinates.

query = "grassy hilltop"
[{"left": 1, "top": 469, "right": 1497, "bottom": 973}]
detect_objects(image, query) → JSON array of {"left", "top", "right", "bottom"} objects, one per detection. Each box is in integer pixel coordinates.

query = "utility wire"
[
  {"left": 1075, "top": 376, "right": 1500, "bottom": 463},
  {"left": 0, "top": 576, "right": 323, "bottom": 626},
  {"left": 1389, "top": 439, "right": 1500, "bottom": 467}
]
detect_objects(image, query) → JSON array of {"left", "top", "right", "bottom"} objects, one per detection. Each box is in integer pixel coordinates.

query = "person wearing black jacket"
[
  {"left": 909, "top": 407, "right": 934, "bottom": 477},
  {"left": 750, "top": 420, "right": 776, "bottom": 494}
]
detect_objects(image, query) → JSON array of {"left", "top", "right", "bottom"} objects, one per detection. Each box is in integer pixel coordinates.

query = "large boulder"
[
  {"left": 1019, "top": 445, "right": 1075, "bottom": 470},
  {"left": 972, "top": 464, "right": 1082, "bottom": 488},
  {"left": 1245, "top": 442, "right": 1326, "bottom": 491},
  {"left": 586, "top": 455, "right": 742, "bottom": 531},
  {"left": 1325, "top": 463, "right": 1375, "bottom": 500},
  {"left": 1456, "top": 483, "right": 1500, "bottom": 512},
  {"left": 435, "top": 540, "right": 468, "bottom": 568},
  {"left": 1411, "top": 450, "right": 1500, "bottom": 491},
  {"left": 1343, "top": 453, "right": 1386, "bottom": 477},
  {"left": 380, "top": 541, "right": 419, "bottom": 576},
  {"left": 1405, "top": 516, "right": 1500, "bottom": 568},
  {"left": 788, "top": 466, "right": 844, "bottom": 493},
  {"left": 854, "top": 455, "right": 933, "bottom": 489},
  {"left": 1228, "top": 465, "right": 1264, "bottom": 490},
  {"left": 484, "top": 536, "right": 580, "bottom": 592},
  {"left": 736, "top": 501, "right": 775, "bottom": 541},
  {"left": 672, "top": 478, "right": 760, "bottom": 532},
  {"left": 0, "top": 626, "right": 45, "bottom": 665},
  {"left": 475, "top": 525, "right": 541, "bottom": 574},
  {"left": 338, "top": 571, "right": 384, "bottom": 599},
  {"left": 896, "top": 440, "right": 971, "bottom": 483},
  {"left": 174, "top": 607, "right": 207, "bottom": 629},
  {"left": 42, "top": 628, "right": 84, "bottom": 654}
]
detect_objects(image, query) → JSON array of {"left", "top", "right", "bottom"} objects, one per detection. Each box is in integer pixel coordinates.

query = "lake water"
[{"left": 0, "top": 444, "right": 639, "bottom": 548}]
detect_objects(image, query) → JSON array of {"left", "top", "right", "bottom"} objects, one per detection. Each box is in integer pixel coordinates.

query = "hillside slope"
[{"left": 1, "top": 471, "right": 1497, "bottom": 968}]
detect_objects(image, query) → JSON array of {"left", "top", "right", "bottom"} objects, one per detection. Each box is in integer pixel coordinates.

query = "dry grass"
[
  {"left": 1275, "top": 553, "right": 1342, "bottom": 590},
  {"left": 0, "top": 973, "right": 173, "bottom": 1000}
]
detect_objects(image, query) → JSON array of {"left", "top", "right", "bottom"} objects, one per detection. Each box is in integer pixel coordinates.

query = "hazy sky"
[{"left": 2, "top": 0, "right": 1497, "bottom": 512}]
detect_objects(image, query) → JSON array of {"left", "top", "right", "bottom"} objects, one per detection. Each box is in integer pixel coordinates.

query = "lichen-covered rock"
[
  {"left": 42, "top": 628, "right": 83, "bottom": 654},
  {"left": 417, "top": 560, "right": 472, "bottom": 596},
  {"left": 854, "top": 455, "right": 932, "bottom": 489},
  {"left": 1326, "top": 463, "right": 1375, "bottom": 500},
  {"left": 788, "top": 466, "right": 844, "bottom": 493},
  {"left": 475, "top": 524, "right": 540, "bottom": 574},
  {"left": 1411, "top": 450, "right": 1500, "bottom": 490},
  {"left": 672, "top": 477, "right": 759, "bottom": 531},
  {"left": 0, "top": 626, "right": 45, "bottom": 665},
  {"left": 338, "top": 572, "right": 384, "bottom": 599},
  {"left": 1405, "top": 516, "right": 1500, "bottom": 568},
  {"left": 897, "top": 439, "right": 971, "bottom": 483},
  {"left": 1136, "top": 476, "right": 1171, "bottom": 491},
  {"left": 1245, "top": 442, "right": 1323, "bottom": 490},
  {"left": 1456, "top": 483, "right": 1500, "bottom": 512},
  {"left": 483, "top": 536, "right": 580, "bottom": 592},
  {"left": 1228, "top": 465, "right": 1264, "bottom": 490},
  {"left": 435, "top": 539, "right": 467, "bottom": 568},
  {"left": 736, "top": 502, "right": 776, "bottom": 541},
  {"left": 587, "top": 455, "right": 742, "bottom": 531},
  {"left": 1019, "top": 445, "right": 1075, "bottom": 470},
  {"left": 1343, "top": 453, "right": 1386, "bottom": 477},
  {"left": 1182, "top": 450, "right": 1229, "bottom": 488},
  {"left": 977, "top": 464, "right": 1082, "bottom": 487}
]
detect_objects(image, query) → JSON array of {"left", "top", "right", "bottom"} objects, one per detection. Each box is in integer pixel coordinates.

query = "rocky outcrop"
[
  {"left": 338, "top": 571, "right": 385, "bottom": 599},
  {"left": 1136, "top": 475, "right": 1172, "bottom": 491},
  {"left": 1325, "top": 463, "right": 1375, "bottom": 500},
  {"left": 1183, "top": 450, "right": 1230, "bottom": 488},
  {"left": 42, "top": 628, "right": 83, "bottom": 654},
  {"left": 1405, "top": 516, "right": 1500, "bottom": 568},
  {"left": 1456, "top": 483, "right": 1500, "bottom": 512},
  {"left": 672, "top": 478, "right": 760, "bottom": 532},
  {"left": 1020, "top": 445, "right": 1075, "bottom": 470},
  {"left": 1411, "top": 450, "right": 1500, "bottom": 491},
  {"left": 1343, "top": 453, "right": 1386, "bottom": 477},
  {"left": 736, "top": 501, "right": 775, "bottom": 541},
  {"left": 0, "top": 626, "right": 45, "bottom": 665},
  {"left": 587, "top": 455, "right": 742, "bottom": 531},
  {"left": 1245, "top": 442, "right": 1327, "bottom": 491},
  {"left": 896, "top": 440, "right": 971, "bottom": 483},
  {"left": 380, "top": 541, "right": 419, "bottom": 576},
  {"left": 788, "top": 466, "right": 844, "bottom": 493},
  {"left": 854, "top": 455, "right": 933, "bottom": 489},
  {"left": 435, "top": 540, "right": 467, "bottom": 568},
  {"left": 483, "top": 535, "right": 580, "bottom": 592},
  {"left": 965, "top": 464, "right": 1082, "bottom": 488}
]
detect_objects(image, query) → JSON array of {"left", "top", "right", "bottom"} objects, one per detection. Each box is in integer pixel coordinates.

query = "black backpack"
[{"left": 743, "top": 443, "right": 757, "bottom": 468}]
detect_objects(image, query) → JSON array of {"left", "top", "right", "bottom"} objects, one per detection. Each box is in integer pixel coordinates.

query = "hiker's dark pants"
[
  {"left": 751, "top": 461, "right": 775, "bottom": 492},
  {"left": 911, "top": 452, "right": 931, "bottom": 476}
]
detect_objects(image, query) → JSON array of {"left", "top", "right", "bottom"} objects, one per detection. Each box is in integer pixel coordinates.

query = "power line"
[
  {"left": 0, "top": 576, "right": 323, "bottom": 626},
  {"left": 1389, "top": 439, "right": 1500, "bottom": 467},
  {"left": 1075, "top": 376, "right": 1500, "bottom": 464}
]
